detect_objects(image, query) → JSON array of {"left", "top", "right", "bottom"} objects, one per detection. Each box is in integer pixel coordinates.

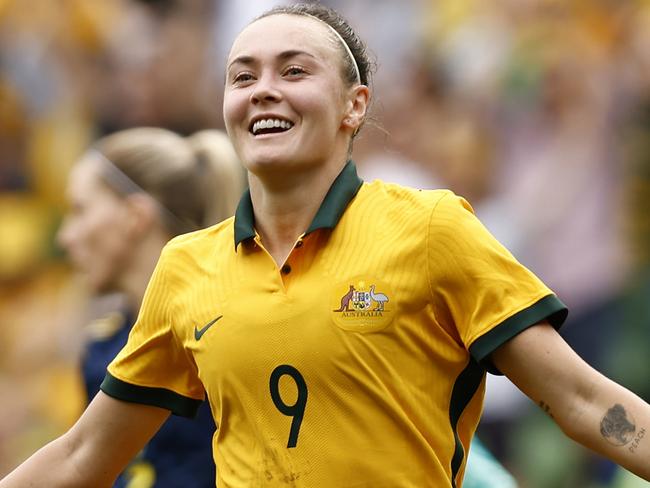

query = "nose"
[{"left": 250, "top": 74, "right": 282, "bottom": 105}]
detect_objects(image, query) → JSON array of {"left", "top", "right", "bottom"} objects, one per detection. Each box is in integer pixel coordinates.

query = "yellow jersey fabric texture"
[{"left": 103, "top": 160, "right": 567, "bottom": 487}]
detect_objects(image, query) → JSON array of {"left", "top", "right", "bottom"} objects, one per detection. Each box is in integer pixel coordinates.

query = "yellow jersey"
[{"left": 103, "top": 161, "right": 567, "bottom": 487}]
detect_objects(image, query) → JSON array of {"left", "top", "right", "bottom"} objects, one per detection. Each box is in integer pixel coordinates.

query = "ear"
[
  {"left": 342, "top": 85, "right": 370, "bottom": 133},
  {"left": 123, "top": 193, "right": 159, "bottom": 237}
]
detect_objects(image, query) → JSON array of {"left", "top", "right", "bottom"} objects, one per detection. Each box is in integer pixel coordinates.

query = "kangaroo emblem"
[{"left": 334, "top": 285, "right": 355, "bottom": 312}]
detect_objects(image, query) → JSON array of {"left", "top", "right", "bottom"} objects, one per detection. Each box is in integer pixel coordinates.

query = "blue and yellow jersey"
[{"left": 103, "top": 161, "right": 566, "bottom": 487}]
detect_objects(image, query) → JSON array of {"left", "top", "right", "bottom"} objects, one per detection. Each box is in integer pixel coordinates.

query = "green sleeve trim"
[
  {"left": 100, "top": 372, "right": 203, "bottom": 418},
  {"left": 449, "top": 358, "right": 485, "bottom": 487},
  {"left": 469, "top": 294, "right": 568, "bottom": 374}
]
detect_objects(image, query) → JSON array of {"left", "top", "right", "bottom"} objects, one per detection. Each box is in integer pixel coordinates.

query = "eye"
[
  {"left": 283, "top": 65, "right": 307, "bottom": 77},
  {"left": 232, "top": 72, "right": 255, "bottom": 85}
]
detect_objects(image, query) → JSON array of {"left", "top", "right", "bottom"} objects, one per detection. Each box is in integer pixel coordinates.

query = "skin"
[
  {"left": 223, "top": 14, "right": 369, "bottom": 265},
  {"left": 57, "top": 154, "right": 171, "bottom": 310},
  {"left": 0, "top": 393, "right": 169, "bottom": 488},
  {"left": 57, "top": 156, "right": 136, "bottom": 294},
  {"left": 2, "top": 13, "right": 650, "bottom": 487},
  {"left": 493, "top": 322, "right": 650, "bottom": 479}
]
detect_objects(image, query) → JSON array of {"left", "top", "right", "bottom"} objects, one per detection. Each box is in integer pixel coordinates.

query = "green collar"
[{"left": 234, "top": 160, "right": 363, "bottom": 248}]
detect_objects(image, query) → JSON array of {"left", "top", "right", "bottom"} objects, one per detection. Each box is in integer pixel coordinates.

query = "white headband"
[
  {"left": 302, "top": 13, "right": 361, "bottom": 85},
  {"left": 89, "top": 149, "right": 196, "bottom": 233}
]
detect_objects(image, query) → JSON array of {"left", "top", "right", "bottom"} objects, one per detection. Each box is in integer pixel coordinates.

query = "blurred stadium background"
[{"left": 0, "top": 1, "right": 648, "bottom": 486}]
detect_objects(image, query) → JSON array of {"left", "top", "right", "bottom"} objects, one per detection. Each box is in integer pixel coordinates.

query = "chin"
[
  {"left": 245, "top": 152, "right": 294, "bottom": 173},
  {"left": 242, "top": 136, "right": 303, "bottom": 164}
]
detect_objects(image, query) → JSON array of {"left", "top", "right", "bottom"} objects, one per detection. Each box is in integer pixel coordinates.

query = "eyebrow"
[{"left": 227, "top": 49, "right": 317, "bottom": 71}]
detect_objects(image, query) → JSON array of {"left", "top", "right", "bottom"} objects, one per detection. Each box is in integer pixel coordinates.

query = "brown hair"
[
  {"left": 93, "top": 127, "right": 245, "bottom": 236},
  {"left": 256, "top": 3, "right": 375, "bottom": 88}
]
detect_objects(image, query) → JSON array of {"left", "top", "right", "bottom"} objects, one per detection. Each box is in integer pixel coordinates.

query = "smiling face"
[
  {"left": 223, "top": 14, "right": 358, "bottom": 177},
  {"left": 57, "top": 155, "right": 135, "bottom": 294}
]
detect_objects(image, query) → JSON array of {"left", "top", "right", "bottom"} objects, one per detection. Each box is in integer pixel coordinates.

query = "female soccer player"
[
  {"left": 2, "top": 4, "right": 650, "bottom": 487},
  {"left": 56, "top": 127, "right": 244, "bottom": 487}
]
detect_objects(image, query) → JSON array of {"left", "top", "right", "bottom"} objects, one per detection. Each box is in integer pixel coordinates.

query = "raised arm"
[
  {"left": 0, "top": 391, "right": 169, "bottom": 487},
  {"left": 491, "top": 321, "right": 650, "bottom": 480}
]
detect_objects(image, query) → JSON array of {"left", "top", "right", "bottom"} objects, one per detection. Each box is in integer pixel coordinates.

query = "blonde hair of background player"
[{"left": 58, "top": 127, "right": 245, "bottom": 308}]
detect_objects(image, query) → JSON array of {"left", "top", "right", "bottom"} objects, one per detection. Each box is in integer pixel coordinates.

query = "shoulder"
[
  {"left": 360, "top": 180, "right": 471, "bottom": 219},
  {"left": 155, "top": 217, "right": 235, "bottom": 275},
  {"left": 164, "top": 216, "right": 234, "bottom": 254}
]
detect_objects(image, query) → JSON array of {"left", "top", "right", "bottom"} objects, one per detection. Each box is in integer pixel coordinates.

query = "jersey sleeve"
[
  {"left": 101, "top": 244, "right": 205, "bottom": 417},
  {"left": 426, "top": 191, "right": 568, "bottom": 373}
]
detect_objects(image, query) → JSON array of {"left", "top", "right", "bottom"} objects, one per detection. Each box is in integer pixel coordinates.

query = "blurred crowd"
[{"left": 1, "top": 1, "right": 649, "bottom": 487}]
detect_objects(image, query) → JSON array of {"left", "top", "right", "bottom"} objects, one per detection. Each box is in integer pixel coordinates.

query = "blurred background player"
[{"left": 56, "top": 127, "right": 246, "bottom": 487}]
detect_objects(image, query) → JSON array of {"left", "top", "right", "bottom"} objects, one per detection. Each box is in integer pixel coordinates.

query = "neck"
[{"left": 249, "top": 158, "right": 347, "bottom": 266}]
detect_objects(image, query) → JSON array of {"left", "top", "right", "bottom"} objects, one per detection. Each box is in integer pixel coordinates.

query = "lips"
[{"left": 249, "top": 116, "right": 294, "bottom": 136}]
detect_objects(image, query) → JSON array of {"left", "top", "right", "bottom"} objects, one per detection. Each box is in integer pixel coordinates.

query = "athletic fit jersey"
[{"left": 102, "top": 161, "right": 567, "bottom": 487}]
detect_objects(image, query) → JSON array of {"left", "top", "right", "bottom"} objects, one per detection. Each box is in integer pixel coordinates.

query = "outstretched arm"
[
  {"left": 0, "top": 391, "right": 169, "bottom": 487},
  {"left": 491, "top": 321, "right": 650, "bottom": 480}
]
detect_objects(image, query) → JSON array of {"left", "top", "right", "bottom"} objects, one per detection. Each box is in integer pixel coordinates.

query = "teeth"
[{"left": 252, "top": 118, "right": 294, "bottom": 135}]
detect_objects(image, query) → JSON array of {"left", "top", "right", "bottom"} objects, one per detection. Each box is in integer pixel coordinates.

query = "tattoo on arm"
[
  {"left": 600, "top": 404, "right": 636, "bottom": 446},
  {"left": 538, "top": 400, "right": 554, "bottom": 419},
  {"left": 627, "top": 427, "right": 646, "bottom": 454}
]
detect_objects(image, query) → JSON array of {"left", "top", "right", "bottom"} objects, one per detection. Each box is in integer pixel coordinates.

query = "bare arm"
[
  {"left": 0, "top": 391, "right": 169, "bottom": 487},
  {"left": 491, "top": 322, "right": 650, "bottom": 480}
]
